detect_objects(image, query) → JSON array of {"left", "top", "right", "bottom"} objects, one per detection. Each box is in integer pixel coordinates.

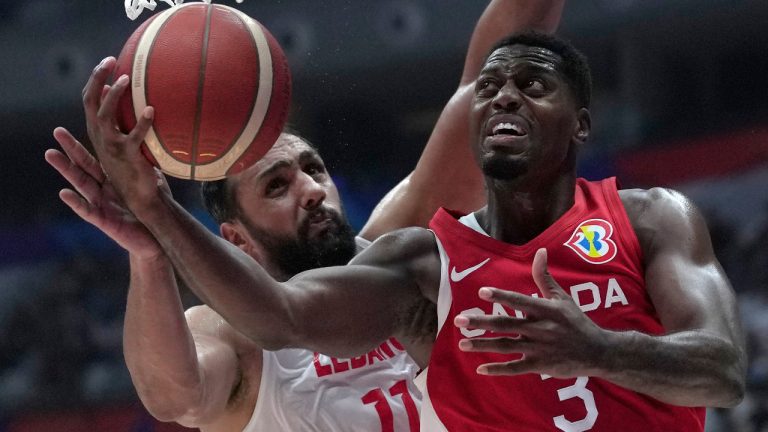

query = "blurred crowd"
[
  {"left": 0, "top": 252, "right": 133, "bottom": 414},
  {"left": 709, "top": 206, "right": 768, "bottom": 432}
]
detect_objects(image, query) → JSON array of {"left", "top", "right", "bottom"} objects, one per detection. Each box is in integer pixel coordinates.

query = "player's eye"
[
  {"left": 265, "top": 178, "right": 288, "bottom": 196},
  {"left": 476, "top": 77, "right": 500, "bottom": 96},
  {"left": 522, "top": 78, "right": 547, "bottom": 94},
  {"left": 304, "top": 163, "right": 326, "bottom": 176},
  {"left": 478, "top": 77, "right": 497, "bottom": 89}
]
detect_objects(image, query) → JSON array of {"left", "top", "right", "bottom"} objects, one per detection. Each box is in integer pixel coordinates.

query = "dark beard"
[
  {"left": 240, "top": 207, "right": 357, "bottom": 279},
  {"left": 482, "top": 155, "right": 529, "bottom": 180}
]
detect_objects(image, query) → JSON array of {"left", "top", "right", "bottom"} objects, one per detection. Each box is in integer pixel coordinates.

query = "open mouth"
[
  {"left": 305, "top": 210, "right": 336, "bottom": 237},
  {"left": 484, "top": 116, "right": 530, "bottom": 151},
  {"left": 491, "top": 122, "right": 527, "bottom": 137},
  {"left": 308, "top": 210, "right": 329, "bottom": 224}
]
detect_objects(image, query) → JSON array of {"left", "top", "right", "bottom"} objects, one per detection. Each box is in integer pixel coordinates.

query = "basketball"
[{"left": 114, "top": 3, "right": 291, "bottom": 180}]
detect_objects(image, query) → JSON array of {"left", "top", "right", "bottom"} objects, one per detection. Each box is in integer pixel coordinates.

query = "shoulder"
[
  {"left": 186, "top": 305, "right": 262, "bottom": 351},
  {"left": 185, "top": 304, "right": 231, "bottom": 339},
  {"left": 619, "top": 187, "right": 710, "bottom": 256},
  {"left": 619, "top": 187, "right": 688, "bottom": 224},
  {"left": 619, "top": 187, "right": 700, "bottom": 227}
]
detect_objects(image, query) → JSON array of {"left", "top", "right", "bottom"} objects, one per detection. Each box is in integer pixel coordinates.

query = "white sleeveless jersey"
[
  {"left": 242, "top": 237, "right": 423, "bottom": 431},
  {"left": 243, "top": 342, "right": 422, "bottom": 431}
]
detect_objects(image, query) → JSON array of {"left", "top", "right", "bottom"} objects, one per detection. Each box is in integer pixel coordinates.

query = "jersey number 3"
[
  {"left": 542, "top": 375, "right": 598, "bottom": 432},
  {"left": 361, "top": 380, "right": 419, "bottom": 432}
]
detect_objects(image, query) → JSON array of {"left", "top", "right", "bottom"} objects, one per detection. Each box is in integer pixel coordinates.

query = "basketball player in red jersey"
[
  {"left": 96, "top": 27, "right": 748, "bottom": 431},
  {"left": 71, "top": 27, "right": 747, "bottom": 430},
  {"left": 46, "top": 2, "right": 566, "bottom": 431}
]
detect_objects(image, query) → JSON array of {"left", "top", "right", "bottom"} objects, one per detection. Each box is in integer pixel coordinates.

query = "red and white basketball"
[{"left": 115, "top": 2, "right": 291, "bottom": 180}]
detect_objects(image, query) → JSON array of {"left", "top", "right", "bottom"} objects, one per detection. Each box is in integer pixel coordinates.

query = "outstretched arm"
[
  {"left": 46, "top": 129, "right": 243, "bottom": 426},
  {"left": 78, "top": 58, "right": 439, "bottom": 362},
  {"left": 360, "top": 0, "right": 565, "bottom": 240},
  {"left": 140, "top": 196, "right": 437, "bottom": 360},
  {"left": 456, "top": 190, "right": 746, "bottom": 408}
]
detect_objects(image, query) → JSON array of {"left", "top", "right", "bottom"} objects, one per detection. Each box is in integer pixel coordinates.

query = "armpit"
[{"left": 396, "top": 297, "right": 437, "bottom": 367}]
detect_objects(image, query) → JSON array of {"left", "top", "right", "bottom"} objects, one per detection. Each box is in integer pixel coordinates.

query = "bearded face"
[{"left": 239, "top": 204, "right": 357, "bottom": 277}]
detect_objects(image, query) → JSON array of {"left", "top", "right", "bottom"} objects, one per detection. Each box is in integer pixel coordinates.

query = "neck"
[{"left": 479, "top": 172, "right": 576, "bottom": 245}]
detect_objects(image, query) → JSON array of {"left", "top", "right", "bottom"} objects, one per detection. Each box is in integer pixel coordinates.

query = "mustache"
[{"left": 299, "top": 206, "right": 344, "bottom": 235}]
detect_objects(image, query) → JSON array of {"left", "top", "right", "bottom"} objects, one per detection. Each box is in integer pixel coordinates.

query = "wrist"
[
  {"left": 130, "top": 249, "right": 170, "bottom": 270},
  {"left": 591, "top": 329, "right": 649, "bottom": 380},
  {"left": 587, "top": 328, "right": 621, "bottom": 377},
  {"left": 130, "top": 188, "right": 173, "bottom": 226}
]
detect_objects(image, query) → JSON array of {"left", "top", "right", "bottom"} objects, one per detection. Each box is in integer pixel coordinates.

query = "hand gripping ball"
[{"left": 115, "top": 2, "right": 291, "bottom": 180}]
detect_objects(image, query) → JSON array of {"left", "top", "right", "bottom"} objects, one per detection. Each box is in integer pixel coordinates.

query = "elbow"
[
  {"left": 143, "top": 404, "right": 186, "bottom": 424},
  {"left": 713, "top": 361, "right": 746, "bottom": 408},
  {"left": 706, "top": 345, "right": 747, "bottom": 408},
  {"left": 667, "top": 342, "right": 747, "bottom": 408},
  {"left": 721, "top": 383, "right": 746, "bottom": 409},
  {"left": 131, "top": 377, "right": 204, "bottom": 422},
  {"left": 137, "top": 391, "right": 196, "bottom": 423},
  {"left": 709, "top": 379, "right": 745, "bottom": 409},
  {"left": 690, "top": 330, "right": 747, "bottom": 408}
]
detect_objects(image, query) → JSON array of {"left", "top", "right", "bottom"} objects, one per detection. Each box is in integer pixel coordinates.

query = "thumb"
[{"left": 531, "top": 248, "right": 563, "bottom": 299}]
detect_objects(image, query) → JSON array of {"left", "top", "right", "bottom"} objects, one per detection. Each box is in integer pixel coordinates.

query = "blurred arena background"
[{"left": 0, "top": 0, "right": 766, "bottom": 430}]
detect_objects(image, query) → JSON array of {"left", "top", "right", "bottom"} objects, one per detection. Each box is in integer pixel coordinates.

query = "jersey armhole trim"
[
  {"left": 428, "top": 229, "right": 452, "bottom": 334},
  {"left": 241, "top": 349, "right": 269, "bottom": 431},
  {"left": 602, "top": 178, "right": 645, "bottom": 269}
]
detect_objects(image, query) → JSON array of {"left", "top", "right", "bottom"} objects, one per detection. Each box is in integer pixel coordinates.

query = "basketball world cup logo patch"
[{"left": 564, "top": 219, "right": 617, "bottom": 264}]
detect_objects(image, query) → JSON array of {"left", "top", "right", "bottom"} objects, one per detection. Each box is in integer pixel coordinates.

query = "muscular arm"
[
  {"left": 597, "top": 188, "right": 746, "bottom": 407},
  {"left": 46, "top": 128, "right": 247, "bottom": 426},
  {"left": 459, "top": 190, "right": 745, "bottom": 408},
  {"left": 138, "top": 196, "right": 437, "bottom": 362},
  {"left": 124, "top": 255, "right": 244, "bottom": 426},
  {"left": 79, "top": 54, "right": 438, "bottom": 372},
  {"left": 360, "top": 0, "right": 565, "bottom": 240}
]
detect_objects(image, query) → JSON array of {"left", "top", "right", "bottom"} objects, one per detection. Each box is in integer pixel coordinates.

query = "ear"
[
  {"left": 573, "top": 107, "right": 591, "bottom": 146},
  {"left": 220, "top": 222, "right": 259, "bottom": 258}
]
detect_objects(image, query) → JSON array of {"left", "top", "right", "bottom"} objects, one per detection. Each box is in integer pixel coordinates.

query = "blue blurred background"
[{"left": 0, "top": 0, "right": 766, "bottom": 430}]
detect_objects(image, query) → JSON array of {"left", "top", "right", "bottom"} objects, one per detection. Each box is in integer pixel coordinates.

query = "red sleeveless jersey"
[{"left": 423, "top": 177, "right": 705, "bottom": 432}]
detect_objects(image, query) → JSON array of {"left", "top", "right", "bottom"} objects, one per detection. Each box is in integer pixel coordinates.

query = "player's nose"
[
  {"left": 492, "top": 82, "right": 522, "bottom": 112},
  {"left": 299, "top": 173, "right": 326, "bottom": 210}
]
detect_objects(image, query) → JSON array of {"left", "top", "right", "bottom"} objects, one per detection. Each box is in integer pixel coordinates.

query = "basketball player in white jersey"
[
  {"left": 45, "top": 1, "right": 565, "bottom": 430},
  {"left": 70, "top": 19, "right": 748, "bottom": 432}
]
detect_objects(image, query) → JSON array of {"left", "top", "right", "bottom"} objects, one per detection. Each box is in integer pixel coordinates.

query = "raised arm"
[
  {"left": 359, "top": 0, "right": 565, "bottom": 239},
  {"left": 83, "top": 57, "right": 440, "bottom": 357},
  {"left": 46, "top": 129, "right": 245, "bottom": 427},
  {"left": 79, "top": 58, "right": 440, "bottom": 363}
]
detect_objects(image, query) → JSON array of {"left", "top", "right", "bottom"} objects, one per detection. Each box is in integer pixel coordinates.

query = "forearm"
[
  {"left": 134, "top": 195, "right": 297, "bottom": 350},
  {"left": 460, "top": 0, "right": 565, "bottom": 84},
  {"left": 135, "top": 195, "right": 425, "bottom": 358},
  {"left": 596, "top": 328, "right": 745, "bottom": 408},
  {"left": 360, "top": 1, "right": 566, "bottom": 239},
  {"left": 123, "top": 253, "right": 203, "bottom": 420}
]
